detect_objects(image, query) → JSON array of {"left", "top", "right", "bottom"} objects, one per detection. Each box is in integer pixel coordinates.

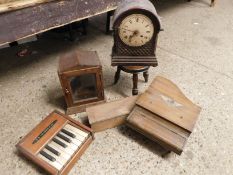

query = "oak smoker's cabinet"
[{"left": 58, "top": 50, "right": 105, "bottom": 114}]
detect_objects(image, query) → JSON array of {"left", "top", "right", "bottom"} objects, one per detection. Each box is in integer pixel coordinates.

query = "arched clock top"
[
  {"left": 113, "top": 0, "right": 161, "bottom": 32},
  {"left": 111, "top": 0, "right": 161, "bottom": 66}
]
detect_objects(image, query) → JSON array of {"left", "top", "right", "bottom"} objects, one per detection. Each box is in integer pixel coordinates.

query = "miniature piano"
[{"left": 16, "top": 110, "right": 94, "bottom": 175}]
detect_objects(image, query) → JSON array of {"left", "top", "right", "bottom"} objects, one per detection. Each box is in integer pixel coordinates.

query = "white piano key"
[
  {"left": 59, "top": 132, "right": 82, "bottom": 147},
  {"left": 48, "top": 142, "right": 71, "bottom": 160},
  {"left": 38, "top": 153, "right": 63, "bottom": 170},
  {"left": 62, "top": 127, "right": 86, "bottom": 142},
  {"left": 43, "top": 148, "right": 67, "bottom": 166},
  {"left": 65, "top": 124, "right": 89, "bottom": 138},
  {"left": 50, "top": 141, "right": 74, "bottom": 156}
]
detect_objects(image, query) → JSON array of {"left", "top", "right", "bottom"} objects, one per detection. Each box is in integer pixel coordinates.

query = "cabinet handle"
[{"left": 65, "top": 88, "right": 70, "bottom": 94}]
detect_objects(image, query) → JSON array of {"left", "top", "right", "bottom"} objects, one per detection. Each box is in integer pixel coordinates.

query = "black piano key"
[
  {"left": 52, "top": 138, "right": 67, "bottom": 148},
  {"left": 45, "top": 145, "right": 60, "bottom": 156},
  {"left": 61, "top": 129, "right": 76, "bottom": 138},
  {"left": 40, "top": 150, "right": 56, "bottom": 162},
  {"left": 57, "top": 133, "right": 72, "bottom": 143}
]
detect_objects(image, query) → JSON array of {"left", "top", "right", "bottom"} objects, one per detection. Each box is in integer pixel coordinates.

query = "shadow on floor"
[
  {"left": 46, "top": 86, "right": 66, "bottom": 110},
  {"left": 117, "top": 125, "right": 171, "bottom": 158},
  {"left": 14, "top": 150, "right": 48, "bottom": 175}
]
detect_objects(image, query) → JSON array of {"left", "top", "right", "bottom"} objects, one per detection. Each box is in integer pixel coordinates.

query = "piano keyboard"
[
  {"left": 17, "top": 111, "right": 93, "bottom": 175},
  {"left": 38, "top": 124, "right": 89, "bottom": 170}
]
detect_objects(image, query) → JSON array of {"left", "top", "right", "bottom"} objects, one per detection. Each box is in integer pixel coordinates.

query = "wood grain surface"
[
  {"left": 136, "top": 76, "right": 201, "bottom": 132},
  {"left": 87, "top": 95, "right": 138, "bottom": 132},
  {"left": 127, "top": 76, "right": 201, "bottom": 154},
  {"left": 0, "top": 0, "right": 118, "bottom": 46},
  {"left": 127, "top": 106, "right": 189, "bottom": 154},
  {"left": 0, "top": 0, "right": 56, "bottom": 13}
]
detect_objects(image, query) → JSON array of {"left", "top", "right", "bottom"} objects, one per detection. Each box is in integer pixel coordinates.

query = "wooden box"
[
  {"left": 86, "top": 96, "right": 138, "bottom": 132},
  {"left": 58, "top": 50, "right": 105, "bottom": 114},
  {"left": 126, "top": 76, "right": 201, "bottom": 155}
]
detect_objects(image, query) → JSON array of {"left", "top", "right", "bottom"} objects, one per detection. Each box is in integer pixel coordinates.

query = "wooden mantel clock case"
[
  {"left": 58, "top": 50, "right": 105, "bottom": 114},
  {"left": 111, "top": 0, "right": 161, "bottom": 66}
]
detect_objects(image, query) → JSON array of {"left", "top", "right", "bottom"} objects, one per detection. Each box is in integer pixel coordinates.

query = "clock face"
[{"left": 118, "top": 14, "right": 154, "bottom": 47}]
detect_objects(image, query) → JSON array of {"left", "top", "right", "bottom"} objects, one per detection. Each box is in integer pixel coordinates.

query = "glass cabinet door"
[{"left": 69, "top": 73, "right": 98, "bottom": 103}]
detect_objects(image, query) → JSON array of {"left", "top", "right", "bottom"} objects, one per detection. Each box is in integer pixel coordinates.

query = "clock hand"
[
  {"left": 119, "top": 27, "right": 134, "bottom": 33},
  {"left": 128, "top": 30, "right": 140, "bottom": 43},
  {"left": 129, "top": 35, "right": 133, "bottom": 43}
]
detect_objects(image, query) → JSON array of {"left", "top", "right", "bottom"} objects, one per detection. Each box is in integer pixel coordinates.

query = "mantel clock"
[{"left": 112, "top": 0, "right": 161, "bottom": 66}]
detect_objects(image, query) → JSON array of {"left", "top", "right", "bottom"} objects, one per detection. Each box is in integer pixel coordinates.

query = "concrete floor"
[{"left": 0, "top": 0, "right": 232, "bottom": 174}]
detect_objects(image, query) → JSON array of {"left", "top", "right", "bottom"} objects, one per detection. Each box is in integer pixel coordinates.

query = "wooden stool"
[{"left": 114, "top": 66, "right": 149, "bottom": 95}]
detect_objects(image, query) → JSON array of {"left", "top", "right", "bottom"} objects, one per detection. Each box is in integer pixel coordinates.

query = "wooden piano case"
[
  {"left": 16, "top": 110, "right": 94, "bottom": 175},
  {"left": 126, "top": 76, "right": 201, "bottom": 155}
]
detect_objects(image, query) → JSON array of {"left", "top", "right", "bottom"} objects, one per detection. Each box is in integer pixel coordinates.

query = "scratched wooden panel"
[
  {"left": 0, "top": 0, "right": 18, "bottom": 4},
  {"left": 0, "top": 0, "right": 119, "bottom": 46},
  {"left": 0, "top": 0, "right": 57, "bottom": 14}
]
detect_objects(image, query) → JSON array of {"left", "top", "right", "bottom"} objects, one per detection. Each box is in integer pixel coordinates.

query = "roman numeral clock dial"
[{"left": 118, "top": 14, "right": 154, "bottom": 47}]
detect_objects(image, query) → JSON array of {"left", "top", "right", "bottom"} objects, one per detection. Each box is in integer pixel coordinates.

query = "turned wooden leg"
[
  {"left": 68, "top": 24, "right": 76, "bottom": 41},
  {"left": 106, "top": 10, "right": 114, "bottom": 34},
  {"left": 114, "top": 67, "right": 121, "bottom": 84},
  {"left": 210, "top": 0, "right": 215, "bottom": 7},
  {"left": 132, "top": 73, "right": 138, "bottom": 95},
  {"left": 161, "top": 150, "right": 171, "bottom": 158},
  {"left": 82, "top": 19, "right": 88, "bottom": 35},
  {"left": 9, "top": 41, "right": 18, "bottom": 47},
  {"left": 143, "top": 71, "right": 149, "bottom": 83}
]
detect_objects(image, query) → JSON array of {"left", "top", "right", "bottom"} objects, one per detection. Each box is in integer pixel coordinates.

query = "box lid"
[
  {"left": 136, "top": 76, "right": 201, "bottom": 132},
  {"left": 126, "top": 76, "right": 201, "bottom": 154},
  {"left": 58, "top": 50, "right": 101, "bottom": 73}
]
